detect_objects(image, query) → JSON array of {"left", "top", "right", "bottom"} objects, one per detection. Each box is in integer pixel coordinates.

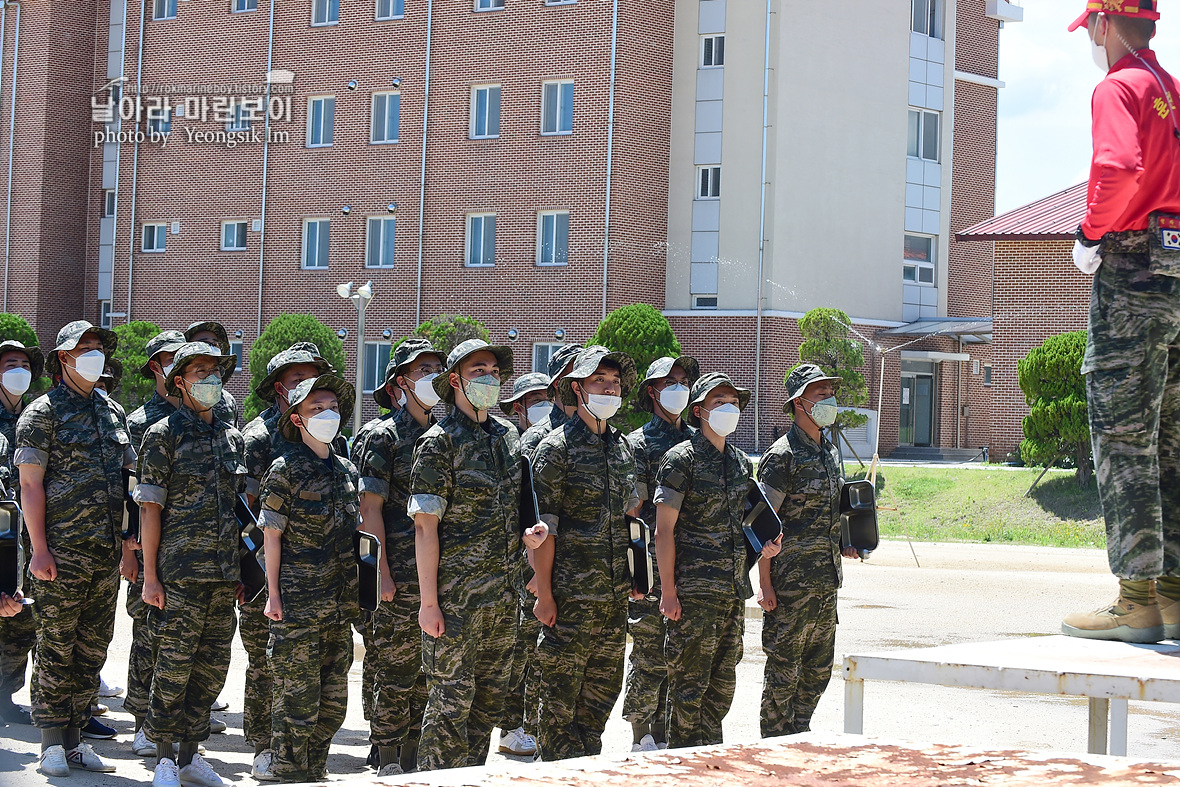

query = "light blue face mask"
[
  {"left": 186, "top": 374, "right": 223, "bottom": 409},
  {"left": 802, "top": 396, "right": 838, "bottom": 428},
  {"left": 463, "top": 374, "right": 501, "bottom": 411}
]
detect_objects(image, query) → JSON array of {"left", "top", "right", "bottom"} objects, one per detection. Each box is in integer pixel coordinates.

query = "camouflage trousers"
[
  {"left": 122, "top": 565, "right": 154, "bottom": 719},
  {"left": 29, "top": 547, "right": 119, "bottom": 729},
  {"left": 0, "top": 532, "right": 35, "bottom": 697},
  {"left": 760, "top": 585, "right": 837, "bottom": 738},
  {"left": 267, "top": 614, "right": 353, "bottom": 782},
  {"left": 367, "top": 587, "right": 428, "bottom": 749},
  {"left": 499, "top": 602, "right": 540, "bottom": 736},
  {"left": 145, "top": 581, "right": 237, "bottom": 742},
  {"left": 359, "top": 615, "right": 375, "bottom": 726},
  {"left": 664, "top": 596, "right": 743, "bottom": 748},
  {"left": 621, "top": 597, "right": 667, "bottom": 728},
  {"left": 1085, "top": 244, "right": 1180, "bottom": 580},
  {"left": 536, "top": 600, "right": 627, "bottom": 761},
  {"left": 239, "top": 595, "right": 273, "bottom": 748},
  {"left": 417, "top": 603, "right": 515, "bottom": 771}
]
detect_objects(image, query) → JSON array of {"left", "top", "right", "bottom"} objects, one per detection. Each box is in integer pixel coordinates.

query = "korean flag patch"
[{"left": 1161, "top": 215, "right": 1180, "bottom": 251}]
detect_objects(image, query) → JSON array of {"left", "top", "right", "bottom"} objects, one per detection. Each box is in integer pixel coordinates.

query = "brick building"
[{"left": 0, "top": 0, "right": 1022, "bottom": 454}]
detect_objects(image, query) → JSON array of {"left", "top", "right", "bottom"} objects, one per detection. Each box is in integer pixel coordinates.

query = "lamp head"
[{"left": 336, "top": 282, "right": 353, "bottom": 299}]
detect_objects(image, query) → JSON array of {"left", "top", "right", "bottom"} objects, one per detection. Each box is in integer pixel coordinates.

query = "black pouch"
[
  {"left": 1147, "top": 211, "right": 1180, "bottom": 278},
  {"left": 743, "top": 481, "right": 783, "bottom": 570},
  {"left": 839, "top": 480, "right": 879, "bottom": 556},
  {"left": 355, "top": 530, "right": 381, "bottom": 612},
  {"left": 122, "top": 469, "right": 140, "bottom": 541},
  {"left": 626, "top": 514, "right": 654, "bottom": 599},
  {"left": 0, "top": 498, "right": 21, "bottom": 596},
  {"left": 519, "top": 455, "right": 539, "bottom": 536},
  {"left": 236, "top": 494, "right": 266, "bottom": 603}
]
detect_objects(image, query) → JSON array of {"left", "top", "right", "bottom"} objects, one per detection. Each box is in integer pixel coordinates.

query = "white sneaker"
[
  {"left": 631, "top": 734, "right": 659, "bottom": 753},
  {"left": 252, "top": 750, "right": 279, "bottom": 782},
  {"left": 38, "top": 745, "right": 70, "bottom": 777},
  {"left": 498, "top": 726, "right": 538, "bottom": 755},
  {"left": 98, "top": 676, "right": 125, "bottom": 697},
  {"left": 178, "top": 753, "right": 226, "bottom": 787},
  {"left": 133, "top": 728, "right": 157, "bottom": 757},
  {"left": 208, "top": 716, "right": 227, "bottom": 734},
  {"left": 154, "top": 758, "right": 182, "bottom": 787},
  {"left": 656, "top": 741, "right": 669, "bottom": 749},
  {"left": 66, "top": 742, "right": 117, "bottom": 772},
  {"left": 210, "top": 697, "right": 229, "bottom": 712},
  {"left": 377, "top": 763, "right": 405, "bottom": 777}
]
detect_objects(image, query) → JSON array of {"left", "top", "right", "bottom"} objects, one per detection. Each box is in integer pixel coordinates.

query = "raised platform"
[{"left": 843, "top": 635, "right": 1180, "bottom": 756}]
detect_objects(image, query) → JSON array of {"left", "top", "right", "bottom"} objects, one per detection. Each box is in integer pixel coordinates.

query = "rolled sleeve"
[
  {"left": 634, "top": 479, "right": 649, "bottom": 503},
  {"left": 258, "top": 462, "right": 291, "bottom": 532},
  {"left": 652, "top": 485, "right": 684, "bottom": 511},
  {"left": 258, "top": 508, "right": 288, "bottom": 532},
  {"left": 358, "top": 475, "right": 390, "bottom": 501},
  {"left": 407, "top": 493, "right": 446, "bottom": 520},
  {"left": 408, "top": 434, "right": 451, "bottom": 521},
  {"left": 123, "top": 444, "right": 137, "bottom": 468},
  {"left": 539, "top": 512, "right": 559, "bottom": 534},
  {"left": 133, "top": 483, "right": 167, "bottom": 507},
  {"left": 653, "top": 448, "right": 690, "bottom": 512},
  {"left": 13, "top": 446, "right": 47, "bottom": 468},
  {"left": 244, "top": 476, "right": 260, "bottom": 498}
]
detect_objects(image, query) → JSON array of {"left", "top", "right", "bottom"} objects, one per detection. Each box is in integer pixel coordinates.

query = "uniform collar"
[
  {"left": 647, "top": 413, "right": 688, "bottom": 437},
  {"left": 1110, "top": 47, "right": 1157, "bottom": 75},
  {"left": 568, "top": 411, "right": 618, "bottom": 445},
  {"left": 789, "top": 420, "right": 827, "bottom": 450},
  {"left": 448, "top": 406, "right": 506, "bottom": 437},
  {"left": 177, "top": 402, "right": 224, "bottom": 432},
  {"left": 690, "top": 426, "right": 730, "bottom": 460}
]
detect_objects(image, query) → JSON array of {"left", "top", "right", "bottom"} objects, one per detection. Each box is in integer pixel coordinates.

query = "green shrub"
[
  {"left": 243, "top": 314, "right": 347, "bottom": 421},
  {"left": 1018, "top": 330, "right": 1091, "bottom": 486},
  {"left": 111, "top": 321, "right": 162, "bottom": 410},
  {"left": 590, "top": 303, "right": 683, "bottom": 430}
]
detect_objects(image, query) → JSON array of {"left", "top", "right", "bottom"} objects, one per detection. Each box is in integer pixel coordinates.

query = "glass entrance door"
[{"left": 899, "top": 373, "right": 934, "bottom": 447}]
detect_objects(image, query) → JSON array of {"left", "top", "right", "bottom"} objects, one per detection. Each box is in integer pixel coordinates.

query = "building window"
[
  {"left": 234, "top": 0, "right": 257, "bottom": 12},
  {"left": 537, "top": 211, "right": 569, "bottom": 266},
  {"left": 222, "top": 221, "right": 248, "bottom": 251},
  {"left": 363, "top": 341, "right": 392, "bottom": 392},
  {"left": 153, "top": 0, "right": 177, "bottom": 20},
  {"left": 466, "top": 214, "right": 496, "bottom": 267},
  {"left": 366, "top": 217, "right": 396, "bottom": 268},
  {"left": 307, "top": 97, "right": 335, "bottom": 147},
  {"left": 903, "top": 234, "right": 935, "bottom": 285},
  {"left": 697, "top": 166, "right": 720, "bottom": 199},
  {"left": 102, "top": 190, "right": 116, "bottom": 218},
  {"left": 371, "top": 92, "right": 400, "bottom": 144},
  {"left": 99, "top": 301, "right": 113, "bottom": 330},
  {"left": 983, "top": 364, "right": 992, "bottom": 386},
  {"left": 376, "top": 0, "right": 403, "bottom": 18},
  {"left": 142, "top": 223, "right": 167, "bottom": 252},
  {"left": 701, "top": 34, "right": 725, "bottom": 67},
  {"left": 907, "top": 109, "right": 939, "bottom": 162},
  {"left": 475, "top": 0, "right": 504, "bottom": 10},
  {"left": 227, "top": 101, "right": 252, "bottom": 132},
  {"left": 303, "top": 219, "right": 330, "bottom": 268},
  {"left": 471, "top": 85, "right": 501, "bottom": 139},
  {"left": 230, "top": 340, "right": 245, "bottom": 371},
  {"left": 541, "top": 80, "right": 574, "bottom": 136},
  {"left": 532, "top": 342, "right": 563, "bottom": 374},
  {"left": 692, "top": 295, "right": 718, "bottom": 309},
  {"left": 312, "top": 0, "right": 339, "bottom": 24},
  {"left": 911, "top": 0, "right": 942, "bottom": 38},
  {"left": 147, "top": 107, "right": 171, "bottom": 135}
]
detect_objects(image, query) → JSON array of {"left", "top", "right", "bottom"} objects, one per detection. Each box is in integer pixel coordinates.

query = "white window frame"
[
  {"left": 307, "top": 96, "right": 335, "bottom": 147},
  {"left": 363, "top": 341, "right": 392, "bottom": 393},
  {"left": 230, "top": 340, "right": 245, "bottom": 371},
  {"left": 466, "top": 213, "right": 496, "bottom": 268},
  {"left": 475, "top": 0, "right": 504, "bottom": 11},
  {"left": 532, "top": 342, "right": 563, "bottom": 374},
  {"left": 370, "top": 92, "right": 401, "bottom": 144},
  {"left": 147, "top": 107, "right": 171, "bottom": 135},
  {"left": 142, "top": 223, "right": 167, "bottom": 253},
  {"left": 907, "top": 108, "right": 940, "bottom": 163},
  {"left": 536, "top": 211, "right": 569, "bottom": 267},
  {"left": 233, "top": 0, "right": 257, "bottom": 12},
  {"left": 911, "top": 0, "right": 943, "bottom": 39},
  {"left": 153, "top": 0, "right": 177, "bottom": 20},
  {"left": 541, "top": 80, "right": 574, "bottom": 136},
  {"left": 470, "top": 85, "right": 501, "bottom": 140},
  {"left": 375, "top": 0, "right": 403, "bottom": 18},
  {"left": 697, "top": 166, "right": 720, "bottom": 200},
  {"left": 227, "top": 100, "right": 253, "bottom": 132},
  {"left": 312, "top": 0, "right": 339, "bottom": 25},
  {"left": 221, "top": 221, "right": 248, "bottom": 251},
  {"left": 99, "top": 301, "right": 113, "bottom": 330},
  {"left": 302, "top": 218, "right": 330, "bottom": 269},
  {"left": 903, "top": 234, "right": 936, "bottom": 286},
  {"left": 701, "top": 34, "right": 725, "bottom": 68},
  {"left": 366, "top": 216, "right": 396, "bottom": 268},
  {"left": 102, "top": 189, "right": 116, "bottom": 218}
]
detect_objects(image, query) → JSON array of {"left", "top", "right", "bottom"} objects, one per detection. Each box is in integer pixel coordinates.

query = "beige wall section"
[{"left": 665, "top": 0, "right": 701, "bottom": 311}]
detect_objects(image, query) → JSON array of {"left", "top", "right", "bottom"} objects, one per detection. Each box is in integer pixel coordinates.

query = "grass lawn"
[{"left": 842, "top": 465, "right": 1105, "bottom": 549}]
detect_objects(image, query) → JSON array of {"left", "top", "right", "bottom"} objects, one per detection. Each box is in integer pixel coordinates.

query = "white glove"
[{"left": 1072, "top": 240, "right": 1102, "bottom": 274}]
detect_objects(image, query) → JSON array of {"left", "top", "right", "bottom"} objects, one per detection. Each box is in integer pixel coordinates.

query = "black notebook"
[
  {"left": 743, "top": 481, "right": 783, "bottom": 570},
  {"left": 626, "top": 514, "right": 654, "bottom": 599}
]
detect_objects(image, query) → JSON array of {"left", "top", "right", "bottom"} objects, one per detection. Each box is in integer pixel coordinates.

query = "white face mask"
[
  {"left": 703, "top": 403, "right": 741, "bottom": 437},
  {"left": 413, "top": 373, "right": 441, "bottom": 408},
  {"left": 1, "top": 368, "right": 31, "bottom": 396},
  {"left": 584, "top": 393, "right": 621, "bottom": 421},
  {"left": 303, "top": 409, "right": 341, "bottom": 444},
  {"left": 158, "top": 362, "right": 175, "bottom": 380},
  {"left": 396, "top": 389, "right": 407, "bottom": 408},
  {"left": 72, "top": 349, "right": 106, "bottom": 383},
  {"left": 1091, "top": 19, "right": 1110, "bottom": 73},
  {"left": 658, "top": 384, "right": 690, "bottom": 414},
  {"left": 527, "top": 401, "right": 552, "bottom": 427}
]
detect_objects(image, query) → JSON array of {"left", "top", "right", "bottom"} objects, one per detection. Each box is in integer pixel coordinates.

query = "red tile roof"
[{"left": 956, "top": 182, "right": 1087, "bottom": 241}]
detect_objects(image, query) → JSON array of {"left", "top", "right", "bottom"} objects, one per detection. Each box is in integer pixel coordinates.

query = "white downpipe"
[
  {"left": 414, "top": 0, "right": 434, "bottom": 327},
  {"left": 124, "top": 0, "right": 146, "bottom": 321},
  {"left": 1, "top": 2, "right": 17, "bottom": 313},
  {"left": 256, "top": 0, "right": 275, "bottom": 338},
  {"left": 600, "top": 0, "right": 618, "bottom": 320},
  {"left": 752, "top": 0, "right": 771, "bottom": 452}
]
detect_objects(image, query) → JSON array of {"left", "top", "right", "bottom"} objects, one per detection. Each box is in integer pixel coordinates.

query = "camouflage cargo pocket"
[
  {"left": 1084, "top": 347, "right": 1150, "bottom": 438},
  {"left": 1148, "top": 212, "right": 1180, "bottom": 278}
]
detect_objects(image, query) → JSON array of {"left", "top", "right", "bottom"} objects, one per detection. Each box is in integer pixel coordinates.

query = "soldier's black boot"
[{"left": 0, "top": 694, "right": 31, "bottom": 725}]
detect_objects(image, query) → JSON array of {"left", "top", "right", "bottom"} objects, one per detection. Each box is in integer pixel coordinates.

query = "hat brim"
[
  {"left": 165, "top": 354, "right": 237, "bottom": 397},
  {"left": 783, "top": 375, "right": 843, "bottom": 411},
  {"left": 499, "top": 382, "right": 550, "bottom": 415},
  {"left": 46, "top": 327, "right": 117, "bottom": 376},
  {"left": 256, "top": 358, "right": 334, "bottom": 402},
  {"left": 280, "top": 376, "right": 356, "bottom": 442},
  {"left": 376, "top": 348, "right": 444, "bottom": 407},
  {"left": 686, "top": 384, "right": 751, "bottom": 428},
  {"left": 0, "top": 344, "right": 45, "bottom": 381},
  {"left": 635, "top": 356, "right": 700, "bottom": 413},
  {"left": 139, "top": 342, "right": 186, "bottom": 379},
  {"left": 433, "top": 345, "right": 513, "bottom": 405},
  {"left": 1067, "top": 9, "right": 1090, "bottom": 31},
  {"left": 185, "top": 322, "right": 230, "bottom": 354}
]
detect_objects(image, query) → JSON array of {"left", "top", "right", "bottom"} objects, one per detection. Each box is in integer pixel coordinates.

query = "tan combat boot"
[
  {"left": 1062, "top": 597, "right": 1164, "bottom": 643},
  {"left": 1157, "top": 596, "right": 1180, "bottom": 640}
]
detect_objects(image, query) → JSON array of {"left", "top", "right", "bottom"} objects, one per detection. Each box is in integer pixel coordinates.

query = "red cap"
[{"left": 1069, "top": 0, "right": 1160, "bottom": 32}]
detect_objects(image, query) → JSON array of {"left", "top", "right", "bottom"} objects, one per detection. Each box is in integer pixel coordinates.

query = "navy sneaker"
[{"left": 82, "top": 716, "right": 118, "bottom": 740}]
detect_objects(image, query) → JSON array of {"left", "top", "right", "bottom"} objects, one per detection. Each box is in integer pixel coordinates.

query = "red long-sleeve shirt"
[{"left": 1082, "top": 49, "right": 1180, "bottom": 240}]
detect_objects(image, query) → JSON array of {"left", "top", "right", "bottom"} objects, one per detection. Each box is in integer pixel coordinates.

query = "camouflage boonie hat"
[
  {"left": 279, "top": 374, "right": 355, "bottom": 442},
  {"left": 547, "top": 343, "right": 584, "bottom": 383},
  {"left": 184, "top": 321, "right": 230, "bottom": 355},
  {"left": 783, "top": 363, "right": 842, "bottom": 413},
  {"left": 686, "top": 372, "right": 750, "bottom": 428},
  {"left": 139, "top": 329, "right": 187, "bottom": 378},
  {"left": 432, "top": 339, "right": 513, "bottom": 405},
  {"left": 45, "top": 320, "right": 117, "bottom": 376},
  {"left": 255, "top": 346, "right": 333, "bottom": 402},
  {"left": 555, "top": 345, "right": 638, "bottom": 407},
  {"left": 287, "top": 341, "right": 338, "bottom": 374},
  {"left": 499, "top": 372, "right": 551, "bottom": 416},
  {"left": 0, "top": 340, "right": 44, "bottom": 381},
  {"left": 374, "top": 338, "right": 443, "bottom": 409},
  {"left": 165, "top": 342, "right": 236, "bottom": 397},
  {"left": 634, "top": 355, "right": 701, "bottom": 413}
]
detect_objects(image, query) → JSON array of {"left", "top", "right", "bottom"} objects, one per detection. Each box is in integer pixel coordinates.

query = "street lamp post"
[{"left": 336, "top": 280, "right": 373, "bottom": 433}]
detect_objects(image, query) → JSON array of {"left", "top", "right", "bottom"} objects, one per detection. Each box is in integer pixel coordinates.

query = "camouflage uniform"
[
  {"left": 0, "top": 402, "right": 34, "bottom": 702},
  {"left": 532, "top": 411, "right": 639, "bottom": 761},
  {"left": 352, "top": 404, "right": 432, "bottom": 755},
  {"left": 16, "top": 372, "right": 132, "bottom": 731},
  {"left": 654, "top": 427, "right": 751, "bottom": 748},
  {"left": 756, "top": 420, "right": 843, "bottom": 737},
  {"left": 409, "top": 403, "right": 521, "bottom": 771},
  {"left": 135, "top": 391, "right": 245, "bottom": 744},
  {"left": 260, "top": 439, "right": 359, "bottom": 782}
]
